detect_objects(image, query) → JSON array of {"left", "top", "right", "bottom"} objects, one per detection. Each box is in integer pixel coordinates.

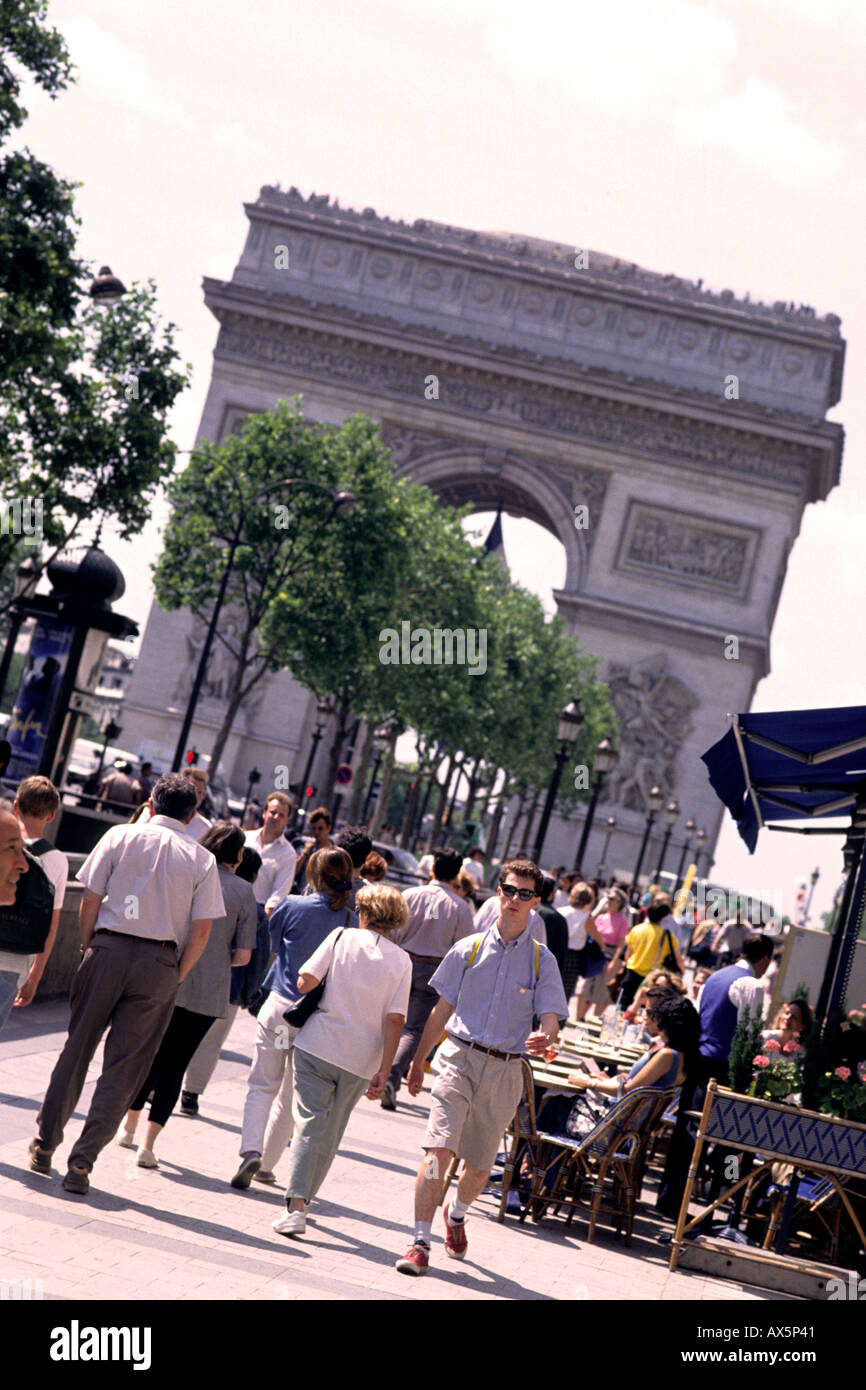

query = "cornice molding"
[
  {"left": 230, "top": 190, "right": 846, "bottom": 416},
  {"left": 209, "top": 306, "right": 835, "bottom": 498}
]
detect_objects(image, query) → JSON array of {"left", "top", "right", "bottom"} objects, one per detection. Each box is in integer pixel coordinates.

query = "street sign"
[
  {"left": 69, "top": 691, "right": 95, "bottom": 716},
  {"left": 335, "top": 763, "right": 353, "bottom": 787}
]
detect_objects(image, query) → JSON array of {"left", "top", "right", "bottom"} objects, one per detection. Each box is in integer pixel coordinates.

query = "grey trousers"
[
  {"left": 283, "top": 1048, "right": 367, "bottom": 1201},
  {"left": 184, "top": 1005, "right": 239, "bottom": 1095},
  {"left": 37, "top": 932, "right": 179, "bottom": 1169},
  {"left": 387, "top": 956, "right": 440, "bottom": 1094}
]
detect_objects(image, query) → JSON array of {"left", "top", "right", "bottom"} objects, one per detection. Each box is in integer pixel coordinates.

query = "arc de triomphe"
[{"left": 123, "top": 186, "right": 845, "bottom": 878}]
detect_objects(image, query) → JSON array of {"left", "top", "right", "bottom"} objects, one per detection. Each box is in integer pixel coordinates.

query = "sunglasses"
[{"left": 500, "top": 883, "right": 537, "bottom": 901}]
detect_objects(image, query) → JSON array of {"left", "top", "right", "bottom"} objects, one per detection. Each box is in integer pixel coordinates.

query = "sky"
[{"left": 12, "top": 0, "right": 866, "bottom": 923}]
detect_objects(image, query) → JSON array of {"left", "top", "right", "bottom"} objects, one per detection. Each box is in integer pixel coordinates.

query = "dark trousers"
[
  {"left": 657, "top": 1054, "right": 729, "bottom": 1219},
  {"left": 617, "top": 967, "right": 645, "bottom": 1011},
  {"left": 130, "top": 1006, "right": 215, "bottom": 1126},
  {"left": 387, "top": 956, "right": 440, "bottom": 1094},
  {"left": 37, "top": 932, "right": 179, "bottom": 1169}
]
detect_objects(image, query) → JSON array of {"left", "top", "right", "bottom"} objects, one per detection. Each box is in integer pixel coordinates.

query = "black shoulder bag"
[{"left": 282, "top": 920, "right": 347, "bottom": 1028}]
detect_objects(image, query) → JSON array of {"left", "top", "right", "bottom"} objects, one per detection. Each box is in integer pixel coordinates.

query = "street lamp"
[
  {"left": 362, "top": 725, "right": 391, "bottom": 823},
  {"left": 675, "top": 817, "right": 697, "bottom": 886},
  {"left": 88, "top": 265, "right": 127, "bottom": 306},
  {"left": 531, "top": 699, "right": 584, "bottom": 866},
  {"left": 653, "top": 798, "right": 680, "bottom": 882},
  {"left": 573, "top": 736, "right": 616, "bottom": 873},
  {"left": 630, "top": 785, "right": 663, "bottom": 901},
  {"left": 804, "top": 866, "right": 820, "bottom": 924},
  {"left": 597, "top": 814, "right": 616, "bottom": 877},
  {"left": 241, "top": 766, "right": 261, "bottom": 825},
  {"left": 295, "top": 697, "right": 331, "bottom": 828},
  {"left": 171, "top": 480, "right": 355, "bottom": 772},
  {"left": 695, "top": 827, "right": 708, "bottom": 876}
]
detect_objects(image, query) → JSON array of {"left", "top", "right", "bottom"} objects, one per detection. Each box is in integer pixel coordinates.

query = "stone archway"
[{"left": 382, "top": 428, "right": 605, "bottom": 599}]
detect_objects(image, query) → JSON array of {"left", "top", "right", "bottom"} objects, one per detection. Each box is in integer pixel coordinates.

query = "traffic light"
[
  {"left": 185, "top": 747, "right": 199, "bottom": 766},
  {"left": 305, "top": 785, "right": 316, "bottom": 799}
]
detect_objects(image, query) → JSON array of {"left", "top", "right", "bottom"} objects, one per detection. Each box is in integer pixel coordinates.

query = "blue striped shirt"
[{"left": 429, "top": 925, "right": 568, "bottom": 1054}]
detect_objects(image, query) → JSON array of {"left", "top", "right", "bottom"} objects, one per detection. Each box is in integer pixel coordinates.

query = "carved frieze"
[
  {"left": 603, "top": 655, "right": 700, "bottom": 812},
  {"left": 616, "top": 501, "right": 761, "bottom": 598},
  {"left": 215, "top": 322, "right": 815, "bottom": 491}
]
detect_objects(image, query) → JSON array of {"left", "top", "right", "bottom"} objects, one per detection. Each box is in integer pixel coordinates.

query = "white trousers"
[{"left": 238, "top": 990, "right": 299, "bottom": 1172}]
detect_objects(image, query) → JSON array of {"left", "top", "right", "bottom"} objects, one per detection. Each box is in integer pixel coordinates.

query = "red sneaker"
[
  {"left": 443, "top": 1206, "right": 468, "bottom": 1260},
  {"left": 395, "top": 1243, "right": 430, "bottom": 1276}
]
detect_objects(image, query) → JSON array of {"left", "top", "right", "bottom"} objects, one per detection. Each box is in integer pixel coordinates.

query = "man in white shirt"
[
  {"left": 30, "top": 773, "right": 224, "bottom": 1196},
  {"left": 244, "top": 792, "right": 297, "bottom": 916},
  {"left": 11, "top": 776, "right": 68, "bottom": 1007},
  {"left": 461, "top": 848, "right": 486, "bottom": 890},
  {"left": 182, "top": 767, "right": 212, "bottom": 842}
]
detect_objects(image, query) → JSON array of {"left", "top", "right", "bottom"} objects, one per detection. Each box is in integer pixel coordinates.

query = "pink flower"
[
  {"left": 783, "top": 1041, "right": 800, "bottom": 1055},
  {"left": 753, "top": 1055, "right": 770, "bottom": 1069},
  {"left": 834, "top": 1066, "right": 852, "bottom": 1081},
  {"left": 764, "top": 1038, "right": 781, "bottom": 1052}
]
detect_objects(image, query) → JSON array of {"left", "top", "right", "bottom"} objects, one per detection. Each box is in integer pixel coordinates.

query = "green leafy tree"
[{"left": 0, "top": 1, "right": 188, "bottom": 611}]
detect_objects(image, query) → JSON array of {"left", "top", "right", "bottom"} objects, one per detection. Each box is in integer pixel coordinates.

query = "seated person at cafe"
[{"left": 562, "top": 994, "right": 699, "bottom": 1139}]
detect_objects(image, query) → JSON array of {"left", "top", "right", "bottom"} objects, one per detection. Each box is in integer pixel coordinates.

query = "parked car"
[{"left": 371, "top": 841, "right": 425, "bottom": 890}]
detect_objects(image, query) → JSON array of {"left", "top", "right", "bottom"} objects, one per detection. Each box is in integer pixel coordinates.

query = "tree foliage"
[
  {"left": 0, "top": 1, "right": 188, "bottom": 611},
  {"left": 153, "top": 398, "right": 615, "bottom": 812}
]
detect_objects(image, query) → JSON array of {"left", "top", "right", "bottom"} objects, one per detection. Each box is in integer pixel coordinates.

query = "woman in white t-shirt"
[
  {"left": 561, "top": 882, "right": 604, "bottom": 1006},
  {"left": 272, "top": 883, "right": 412, "bottom": 1238}
]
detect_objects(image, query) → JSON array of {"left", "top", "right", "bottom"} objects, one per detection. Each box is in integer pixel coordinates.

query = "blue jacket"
[{"left": 264, "top": 892, "right": 357, "bottom": 1005}]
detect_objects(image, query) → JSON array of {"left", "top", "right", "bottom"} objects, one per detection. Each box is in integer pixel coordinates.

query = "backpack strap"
[
  {"left": 466, "top": 932, "right": 539, "bottom": 981},
  {"left": 26, "top": 837, "right": 53, "bottom": 858}
]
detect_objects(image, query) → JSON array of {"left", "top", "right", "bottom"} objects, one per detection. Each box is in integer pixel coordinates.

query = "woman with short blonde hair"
[{"left": 272, "top": 880, "right": 411, "bottom": 1238}]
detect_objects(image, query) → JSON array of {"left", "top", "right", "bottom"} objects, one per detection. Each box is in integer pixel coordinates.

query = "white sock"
[
  {"left": 414, "top": 1221, "right": 432, "bottom": 1247},
  {"left": 449, "top": 1195, "right": 470, "bottom": 1222}
]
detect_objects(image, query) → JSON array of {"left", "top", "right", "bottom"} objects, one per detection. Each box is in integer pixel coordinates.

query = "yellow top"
[{"left": 625, "top": 922, "right": 672, "bottom": 976}]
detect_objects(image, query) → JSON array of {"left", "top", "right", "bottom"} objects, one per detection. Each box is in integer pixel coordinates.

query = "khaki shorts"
[{"left": 424, "top": 1037, "right": 525, "bottom": 1171}]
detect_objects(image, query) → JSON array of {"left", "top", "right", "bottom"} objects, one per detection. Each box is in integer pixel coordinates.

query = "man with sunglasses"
[{"left": 395, "top": 859, "right": 567, "bottom": 1276}]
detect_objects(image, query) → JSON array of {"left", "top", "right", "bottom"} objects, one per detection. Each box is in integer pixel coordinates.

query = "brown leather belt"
[
  {"left": 95, "top": 929, "right": 177, "bottom": 950},
  {"left": 449, "top": 1034, "right": 522, "bottom": 1062}
]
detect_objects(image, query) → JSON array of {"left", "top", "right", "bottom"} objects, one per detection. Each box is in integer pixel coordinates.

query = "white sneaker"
[
  {"left": 117, "top": 1132, "right": 136, "bottom": 1150},
  {"left": 137, "top": 1149, "right": 159, "bottom": 1169},
  {"left": 272, "top": 1209, "right": 306, "bottom": 1237}
]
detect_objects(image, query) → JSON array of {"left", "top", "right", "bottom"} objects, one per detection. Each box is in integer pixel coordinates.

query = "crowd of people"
[{"left": 0, "top": 770, "right": 829, "bottom": 1276}]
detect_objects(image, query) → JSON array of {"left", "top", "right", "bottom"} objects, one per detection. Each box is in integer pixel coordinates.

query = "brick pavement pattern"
[{"left": 0, "top": 1000, "right": 799, "bottom": 1302}]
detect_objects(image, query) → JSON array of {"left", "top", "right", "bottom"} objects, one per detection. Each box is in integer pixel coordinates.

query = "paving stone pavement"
[{"left": 0, "top": 998, "right": 800, "bottom": 1303}]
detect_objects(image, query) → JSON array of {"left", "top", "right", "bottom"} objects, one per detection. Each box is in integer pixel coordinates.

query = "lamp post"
[
  {"left": 597, "top": 814, "right": 616, "bottom": 877},
  {"left": 171, "top": 481, "right": 354, "bottom": 772},
  {"left": 531, "top": 700, "right": 584, "bottom": 866},
  {"left": 630, "top": 785, "right": 663, "bottom": 901},
  {"left": 653, "top": 798, "right": 680, "bottom": 883},
  {"left": 88, "top": 266, "right": 127, "bottom": 306},
  {"left": 694, "top": 827, "right": 708, "bottom": 876},
  {"left": 241, "top": 766, "right": 261, "bottom": 826},
  {"left": 675, "top": 817, "right": 697, "bottom": 886},
  {"left": 362, "top": 727, "right": 390, "bottom": 823},
  {"left": 294, "top": 698, "right": 331, "bottom": 828},
  {"left": 573, "top": 736, "right": 615, "bottom": 872},
  {"left": 804, "top": 866, "right": 820, "bottom": 925}
]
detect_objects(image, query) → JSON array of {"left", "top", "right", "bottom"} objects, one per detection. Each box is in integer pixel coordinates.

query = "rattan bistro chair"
[
  {"left": 526, "top": 1086, "right": 678, "bottom": 1244},
  {"left": 496, "top": 1057, "right": 541, "bottom": 1222}
]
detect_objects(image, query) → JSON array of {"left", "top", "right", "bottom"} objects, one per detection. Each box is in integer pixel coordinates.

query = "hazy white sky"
[{"left": 15, "top": 0, "right": 865, "bottom": 921}]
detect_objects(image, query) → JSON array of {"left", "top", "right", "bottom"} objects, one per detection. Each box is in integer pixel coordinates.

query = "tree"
[
  {"left": 154, "top": 401, "right": 417, "bottom": 777},
  {"left": 0, "top": 1, "right": 189, "bottom": 612}
]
